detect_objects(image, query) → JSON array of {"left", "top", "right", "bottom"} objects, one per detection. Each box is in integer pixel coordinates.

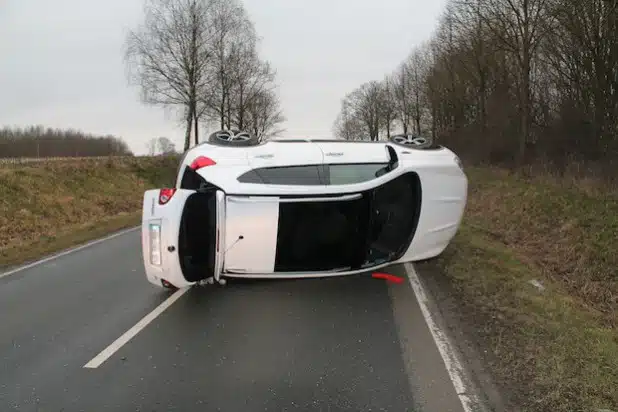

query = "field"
[
  {"left": 432, "top": 166, "right": 618, "bottom": 412},
  {"left": 0, "top": 156, "right": 179, "bottom": 270}
]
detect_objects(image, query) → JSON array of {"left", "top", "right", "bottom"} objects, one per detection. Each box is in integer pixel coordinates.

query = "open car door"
[{"left": 141, "top": 188, "right": 224, "bottom": 289}]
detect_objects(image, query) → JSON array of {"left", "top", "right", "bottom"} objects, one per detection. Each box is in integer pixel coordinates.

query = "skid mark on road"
[{"left": 84, "top": 286, "right": 190, "bottom": 369}]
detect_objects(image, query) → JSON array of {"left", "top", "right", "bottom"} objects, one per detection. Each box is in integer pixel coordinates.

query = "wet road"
[{"left": 0, "top": 228, "right": 467, "bottom": 411}]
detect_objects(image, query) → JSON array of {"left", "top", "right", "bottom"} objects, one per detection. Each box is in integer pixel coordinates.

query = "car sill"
[{"left": 222, "top": 261, "right": 395, "bottom": 279}]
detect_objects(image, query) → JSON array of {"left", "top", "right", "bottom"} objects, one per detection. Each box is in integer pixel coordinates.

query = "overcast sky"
[{"left": 0, "top": 0, "right": 447, "bottom": 155}]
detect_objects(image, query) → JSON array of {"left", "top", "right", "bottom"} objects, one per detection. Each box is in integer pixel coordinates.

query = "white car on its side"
[{"left": 141, "top": 130, "right": 468, "bottom": 289}]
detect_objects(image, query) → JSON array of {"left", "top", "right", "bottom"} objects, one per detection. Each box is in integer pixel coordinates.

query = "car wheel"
[
  {"left": 208, "top": 129, "right": 260, "bottom": 147},
  {"left": 389, "top": 134, "right": 433, "bottom": 149}
]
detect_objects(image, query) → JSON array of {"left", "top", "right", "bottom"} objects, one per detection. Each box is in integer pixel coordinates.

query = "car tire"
[
  {"left": 207, "top": 130, "right": 260, "bottom": 147},
  {"left": 388, "top": 134, "right": 433, "bottom": 149}
]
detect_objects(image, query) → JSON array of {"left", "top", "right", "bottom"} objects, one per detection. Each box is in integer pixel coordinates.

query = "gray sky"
[{"left": 0, "top": 0, "right": 446, "bottom": 155}]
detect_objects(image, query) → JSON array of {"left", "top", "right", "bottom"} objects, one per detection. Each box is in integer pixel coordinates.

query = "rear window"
[{"left": 237, "top": 163, "right": 390, "bottom": 186}]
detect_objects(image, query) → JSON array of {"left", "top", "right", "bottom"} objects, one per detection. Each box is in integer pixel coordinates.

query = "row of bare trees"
[
  {"left": 125, "top": 0, "right": 285, "bottom": 152},
  {"left": 334, "top": 0, "right": 618, "bottom": 174},
  {"left": 0, "top": 126, "right": 133, "bottom": 158}
]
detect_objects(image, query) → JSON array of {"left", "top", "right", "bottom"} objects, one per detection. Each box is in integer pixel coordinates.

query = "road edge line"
[
  {"left": 84, "top": 286, "right": 190, "bottom": 369},
  {"left": 404, "top": 263, "right": 479, "bottom": 412},
  {"left": 0, "top": 226, "right": 140, "bottom": 280}
]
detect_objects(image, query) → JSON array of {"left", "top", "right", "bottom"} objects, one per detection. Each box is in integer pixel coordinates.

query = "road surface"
[{"left": 0, "top": 228, "right": 473, "bottom": 412}]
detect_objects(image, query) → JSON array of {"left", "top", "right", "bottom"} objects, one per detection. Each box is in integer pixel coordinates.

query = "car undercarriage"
[{"left": 176, "top": 171, "right": 421, "bottom": 282}]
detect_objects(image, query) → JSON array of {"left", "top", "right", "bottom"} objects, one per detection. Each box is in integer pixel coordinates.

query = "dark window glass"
[
  {"left": 237, "top": 165, "right": 324, "bottom": 185},
  {"left": 325, "top": 163, "right": 389, "bottom": 185},
  {"left": 180, "top": 166, "right": 214, "bottom": 190}
]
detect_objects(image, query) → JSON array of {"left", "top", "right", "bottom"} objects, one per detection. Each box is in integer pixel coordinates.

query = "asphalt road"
[{"left": 0, "top": 228, "right": 468, "bottom": 412}]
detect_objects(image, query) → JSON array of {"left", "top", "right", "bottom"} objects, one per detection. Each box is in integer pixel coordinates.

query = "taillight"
[
  {"left": 149, "top": 222, "right": 162, "bottom": 265},
  {"left": 159, "top": 188, "right": 176, "bottom": 205},
  {"left": 190, "top": 156, "right": 216, "bottom": 170}
]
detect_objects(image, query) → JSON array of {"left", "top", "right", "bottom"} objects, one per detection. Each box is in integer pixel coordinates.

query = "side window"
[
  {"left": 180, "top": 166, "right": 209, "bottom": 190},
  {"left": 325, "top": 163, "right": 389, "bottom": 185},
  {"left": 237, "top": 165, "right": 324, "bottom": 185}
]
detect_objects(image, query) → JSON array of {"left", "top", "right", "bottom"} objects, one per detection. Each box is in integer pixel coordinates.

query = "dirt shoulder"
[
  {"left": 0, "top": 156, "right": 178, "bottom": 271},
  {"left": 418, "top": 166, "right": 617, "bottom": 412}
]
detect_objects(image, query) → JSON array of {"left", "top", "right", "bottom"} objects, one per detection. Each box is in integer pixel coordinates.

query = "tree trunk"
[
  {"left": 184, "top": 109, "right": 192, "bottom": 151},
  {"left": 431, "top": 106, "right": 437, "bottom": 140},
  {"left": 193, "top": 109, "right": 199, "bottom": 145},
  {"left": 219, "top": 99, "right": 225, "bottom": 130},
  {"left": 519, "top": 31, "right": 531, "bottom": 164}
]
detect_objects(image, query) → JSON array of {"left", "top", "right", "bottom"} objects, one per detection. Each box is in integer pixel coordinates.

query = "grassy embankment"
[
  {"left": 437, "top": 166, "right": 617, "bottom": 412},
  {"left": 0, "top": 156, "right": 179, "bottom": 270}
]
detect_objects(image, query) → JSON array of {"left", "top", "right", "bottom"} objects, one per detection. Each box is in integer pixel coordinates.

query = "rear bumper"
[{"left": 141, "top": 218, "right": 196, "bottom": 289}]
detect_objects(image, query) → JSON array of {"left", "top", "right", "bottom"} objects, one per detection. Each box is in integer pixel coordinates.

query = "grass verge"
[
  {"left": 0, "top": 211, "right": 140, "bottom": 270},
  {"left": 0, "top": 156, "right": 179, "bottom": 272},
  {"left": 436, "top": 166, "right": 618, "bottom": 412}
]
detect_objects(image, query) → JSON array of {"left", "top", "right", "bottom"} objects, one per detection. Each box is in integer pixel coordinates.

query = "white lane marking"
[
  {"left": 404, "top": 263, "right": 478, "bottom": 412},
  {"left": 84, "top": 287, "right": 190, "bottom": 369},
  {"left": 0, "top": 226, "right": 140, "bottom": 280}
]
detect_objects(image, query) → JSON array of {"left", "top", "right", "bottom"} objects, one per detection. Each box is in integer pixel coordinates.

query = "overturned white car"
[{"left": 141, "top": 130, "right": 467, "bottom": 289}]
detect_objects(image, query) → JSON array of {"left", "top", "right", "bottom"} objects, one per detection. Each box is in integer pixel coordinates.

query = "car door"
[
  {"left": 141, "top": 188, "right": 225, "bottom": 288},
  {"left": 222, "top": 195, "right": 281, "bottom": 274},
  {"left": 314, "top": 141, "right": 390, "bottom": 165}
]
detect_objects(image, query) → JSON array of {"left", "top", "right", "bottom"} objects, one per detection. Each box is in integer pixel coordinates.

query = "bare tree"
[
  {"left": 543, "top": 0, "right": 618, "bottom": 158},
  {"left": 127, "top": 0, "right": 286, "bottom": 147},
  {"left": 331, "top": 0, "right": 617, "bottom": 180},
  {"left": 391, "top": 63, "right": 413, "bottom": 134},
  {"left": 480, "top": 0, "right": 554, "bottom": 162},
  {"left": 245, "top": 88, "right": 286, "bottom": 141},
  {"left": 229, "top": 52, "right": 279, "bottom": 132},
  {"left": 157, "top": 136, "right": 176, "bottom": 154},
  {"left": 380, "top": 77, "right": 398, "bottom": 138},
  {"left": 200, "top": 0, "right": 256, "bottom": 130},
  {"left": 125, "top": 0, "right": 215, "bottom": 151},
  {"left": 146, "top": 138, "right": 158, "bottom": 155},
  {"left": 405, "top": 47, "right": 431, "bottom": 135},
  {"left": 344, "top": 81, "right": 384, "bottom": 141},
  {"left": 333, "top": 98, "right": 365, "bottom": 140}
]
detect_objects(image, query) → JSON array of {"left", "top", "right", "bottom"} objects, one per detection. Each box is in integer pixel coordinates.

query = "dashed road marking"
[{"left": 84, "top": 286, "right": 190, "bottom": 369}]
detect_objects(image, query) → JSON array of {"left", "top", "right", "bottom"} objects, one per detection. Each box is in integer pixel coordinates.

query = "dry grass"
[
  {"left": 463, "top": 167, "right": 618, "bottom": 320},
  {"left": 0, "top": 156, "right": 179, "bottom": 269},
  {"left": 438, "top": 166, "right": 618, "bottom": 412}
]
